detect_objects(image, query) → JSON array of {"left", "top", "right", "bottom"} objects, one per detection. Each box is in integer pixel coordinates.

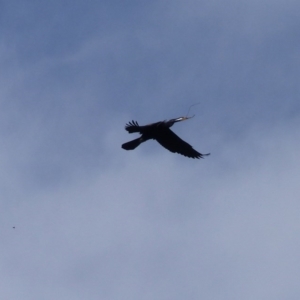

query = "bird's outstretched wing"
[
  {"left": 155, "top": 128, "right": 210, "bottom": 159},
  {"left": 125, "top": 121, "right": 140, "bottom": 133},
  {"left": 124, "top": 120, "right": 162, "bottom": 134}
]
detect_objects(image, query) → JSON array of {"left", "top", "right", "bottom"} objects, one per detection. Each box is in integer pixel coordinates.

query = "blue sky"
[{"left": 1, "top": 1, "right": 300, "bottom": 299}]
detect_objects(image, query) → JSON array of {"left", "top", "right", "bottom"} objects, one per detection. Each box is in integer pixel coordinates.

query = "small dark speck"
[{"left": 12, "top": 227, "right": 15, "bottom": 229}]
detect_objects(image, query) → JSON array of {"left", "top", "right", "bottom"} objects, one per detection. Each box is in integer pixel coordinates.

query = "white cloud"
[
  {"left": 1, "top": 0, "right": 300, "bottom": 299},
  {"left": 2, "top": 115, "right": 300, "bottom": 299}
]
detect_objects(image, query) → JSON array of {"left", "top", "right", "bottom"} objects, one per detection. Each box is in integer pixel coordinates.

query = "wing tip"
[
  {"left": 196, "top": 152, "right": 210, "bottom": 159},
  {"left": 125, "top": 120, "right": 140, "bottom": 133}
]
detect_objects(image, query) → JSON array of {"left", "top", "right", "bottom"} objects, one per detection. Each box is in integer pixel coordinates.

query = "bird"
[{"left": 122, "top": 116, "right": 210, "bottom": 159}]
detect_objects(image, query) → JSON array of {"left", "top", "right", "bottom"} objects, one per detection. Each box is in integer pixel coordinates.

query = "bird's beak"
[{"left": 173, "top": 116, "right": 193, "bottom": 123}]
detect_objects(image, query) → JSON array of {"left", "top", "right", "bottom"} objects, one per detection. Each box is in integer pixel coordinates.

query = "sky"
[{"left": 1, "top": 0, "right": 300, "bottom": 299}]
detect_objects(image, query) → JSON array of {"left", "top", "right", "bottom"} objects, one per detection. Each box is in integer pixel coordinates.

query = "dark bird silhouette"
[{"left": 122, "top": 117, "right": 210, "bottom": 159}]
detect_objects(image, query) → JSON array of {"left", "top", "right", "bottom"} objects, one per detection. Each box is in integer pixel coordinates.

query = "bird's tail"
[{"left": 122, "top": 138, "right": 142, "bottom": 150}]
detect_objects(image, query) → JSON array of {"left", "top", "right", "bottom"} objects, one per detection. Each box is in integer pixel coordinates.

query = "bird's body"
[{"left": 122, "top": 117, "right": 210, "bottom": 159}]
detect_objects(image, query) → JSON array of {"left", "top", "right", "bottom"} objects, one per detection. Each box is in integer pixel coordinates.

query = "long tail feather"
[{"left": 122, "top": 138, "right": 142, "bottom": 150}]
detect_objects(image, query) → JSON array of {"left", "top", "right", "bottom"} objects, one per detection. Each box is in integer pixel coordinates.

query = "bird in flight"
[{"left": 122, "top": 116, "right": 210, "bottom": 159}]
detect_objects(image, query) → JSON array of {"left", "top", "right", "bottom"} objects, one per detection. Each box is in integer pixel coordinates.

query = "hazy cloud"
[{"left": 1, "top": 0, "right": 300, "bottom": 299}]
